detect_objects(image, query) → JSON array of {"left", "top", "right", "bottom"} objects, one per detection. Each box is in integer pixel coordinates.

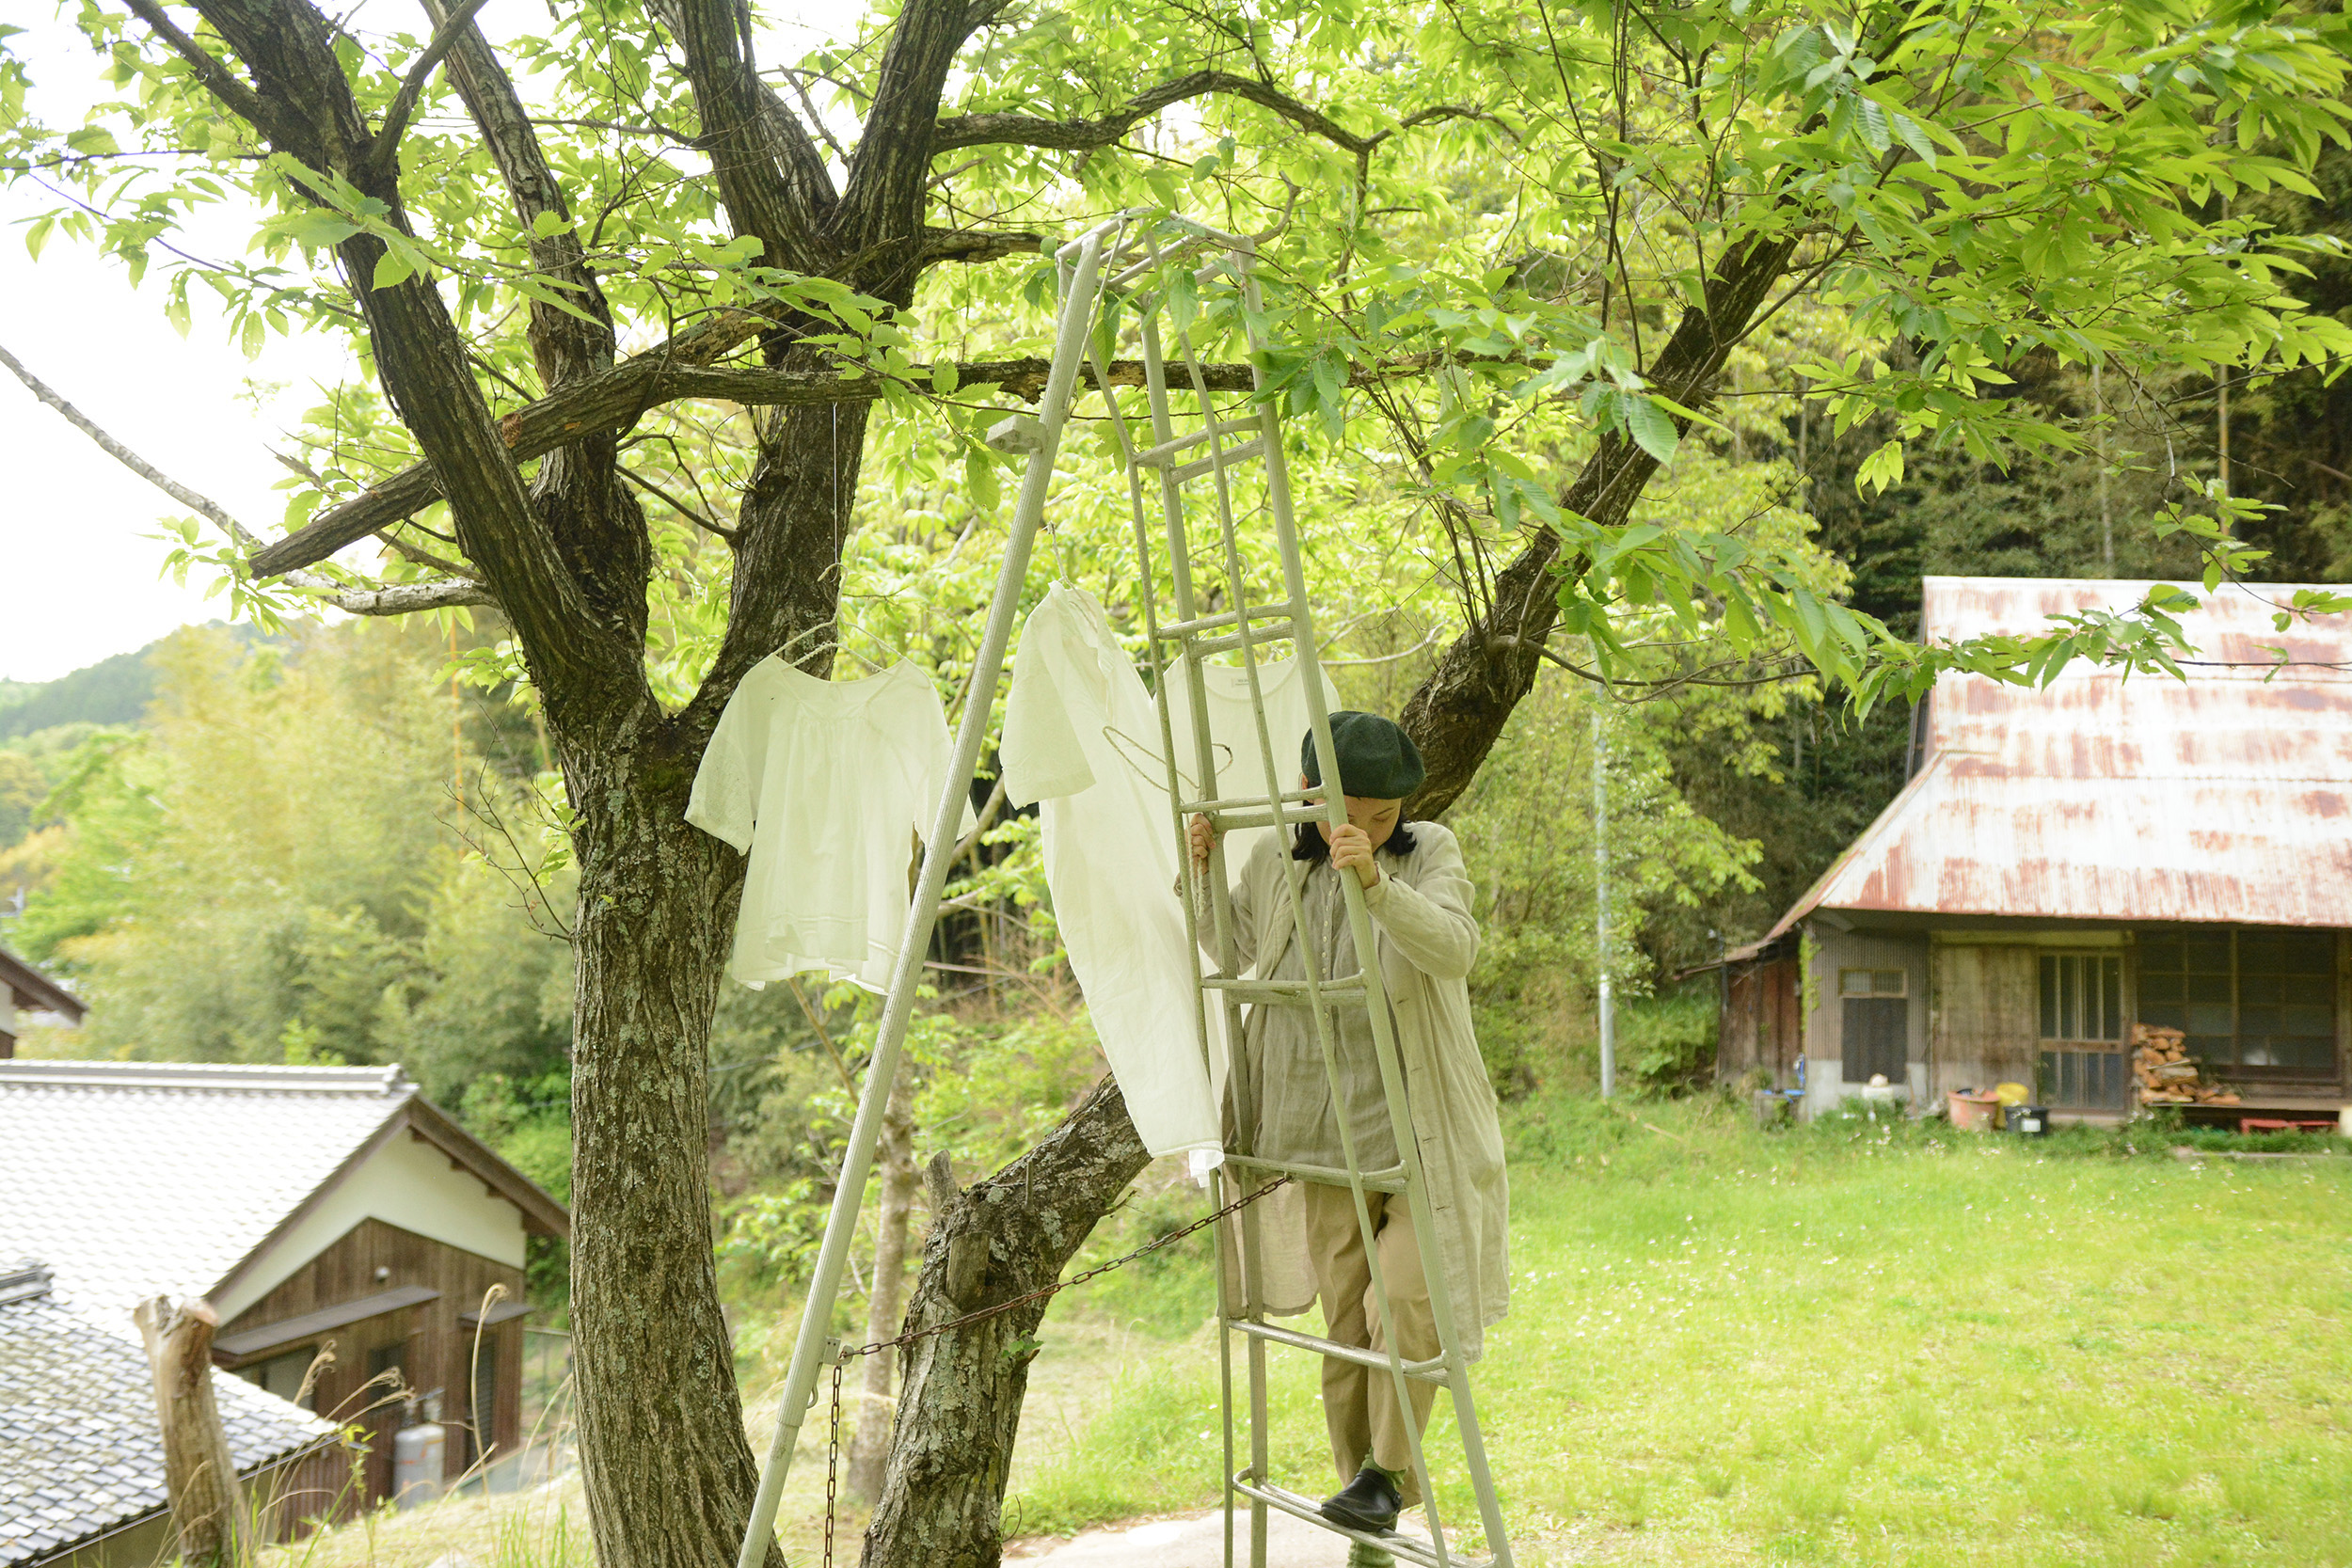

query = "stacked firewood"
[{"left": 2133, "top": 1023, "right": 2241, "bottom": 1106}]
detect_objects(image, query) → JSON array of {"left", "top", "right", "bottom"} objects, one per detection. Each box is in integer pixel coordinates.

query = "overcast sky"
[{"left": 1, "top": 1, "right": 864, "bottom": 685}]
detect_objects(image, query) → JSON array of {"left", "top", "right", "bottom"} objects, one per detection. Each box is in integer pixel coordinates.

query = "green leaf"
[
  {"left": 372, "top": 246, "right": 416, "bottom": 291},
  {"left": 1623, "top": 395, "right": 1679, "bottom": 463},
  {"left": 930, "top": 359, "right": 960, "bottom": 395},
  {"left": 65, "top": 125, "right": 119, "bottom": 157}
]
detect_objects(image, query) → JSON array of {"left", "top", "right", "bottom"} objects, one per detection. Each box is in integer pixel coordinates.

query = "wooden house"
[
  {"left": 0, "top": 947, "right": 82, "bottom": 1058},
  {"left": 0, "top": 1061, "right": 567, "bottom": 1511},
  {"left": 1718, "top": 577, "right": 2352, "bottom": 1125}
]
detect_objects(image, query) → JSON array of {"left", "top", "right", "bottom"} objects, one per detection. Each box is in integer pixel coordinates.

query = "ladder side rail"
[
  {"left": 1236, "top": 254, "right": 1508, "bottom": 1568},
  {"left": 1167, "top": 248, "right": 1454, "bottom": 1568},
  {"left": 732, "top": 221, "right": 1121, "bottom": 1568},
  {"left": 1078, "top": 320, "right": 1231, "bottom": 1125},
  {"left": 1136, "top": 287, "right": 1274, "bottom": 1568},
  {"left": 1083, "top": 309, "right": 1270, "bottom": 1568}
]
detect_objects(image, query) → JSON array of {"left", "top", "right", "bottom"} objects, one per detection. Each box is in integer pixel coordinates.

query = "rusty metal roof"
[{"left": 1768, "top": 577, "right": 2352, "bottom": 936}]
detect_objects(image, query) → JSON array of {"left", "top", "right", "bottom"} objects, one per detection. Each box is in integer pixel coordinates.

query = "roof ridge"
[{"left": 0, "top": 1061, "right": 414, "bottom": 1095}]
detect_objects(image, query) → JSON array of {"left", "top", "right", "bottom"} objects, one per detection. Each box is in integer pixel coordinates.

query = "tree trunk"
[
  {"left": 862, "top": 1080, "right": 1150, "bottom": 1568},
  {"left": 847, "top": 1071, "right": 920, "bottom": 1501},
  {"left": 132, "top": 1296, "right": 247, "bottom": 1568},
  {"left": 565, "top": 742, "right": 785, "bottom": 1568}
]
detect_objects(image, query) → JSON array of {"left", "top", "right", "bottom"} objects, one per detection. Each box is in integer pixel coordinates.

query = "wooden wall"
[
  {"left": 1720, "top": 953, "right": 1800, "bottom": 1086},
  {"left": 1929, "top": 942, "right": 2039, "bottom": 1093},
  {"left": 217, "top": 1216, "right": 526, "bottom": 1497}
]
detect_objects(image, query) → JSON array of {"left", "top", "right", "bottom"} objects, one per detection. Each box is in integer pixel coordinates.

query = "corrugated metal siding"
[{"left": 1773, "top": 578, "right": 2352, "bottom": 931}]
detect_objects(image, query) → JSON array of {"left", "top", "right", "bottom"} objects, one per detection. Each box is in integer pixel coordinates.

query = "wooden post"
[{"left": 133, "top": 1295, "right": 250, "bottom": 1568}]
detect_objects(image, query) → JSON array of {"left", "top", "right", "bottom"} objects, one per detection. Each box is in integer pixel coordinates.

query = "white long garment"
[
  {"left": 1001, "top": 584, "right": 1221, "bottom": 1158},
  {"left": 686, "top": 657, "right": 968, "bottom": 991},
  {"left": 1164, "top": 652, "right": 1344, "bottom": 878}
]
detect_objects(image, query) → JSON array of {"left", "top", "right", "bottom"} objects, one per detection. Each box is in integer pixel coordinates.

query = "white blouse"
[{"left": 688, "top": 657, "right": 968, "bottom": 991}]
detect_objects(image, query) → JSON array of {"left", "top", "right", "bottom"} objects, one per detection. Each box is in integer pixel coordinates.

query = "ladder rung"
[
  {"left": 1134, "top": 418, "right": 1261, "bottom": 468},
  {"left": 1156, "top": 600, "right": 1299, "bottom": 641},
  {"left": 1229, "top": 1477, "right": 1489, "bottom": 1568},
  {"left": 1168, "top": 437, "right": 1265, "bottom": 483},
  {"left": 1185, "top": 627, "right": 1302, "bottom": 658},
  {"left": 1181, "top": 788, "right": 1321, "bottom": 815},
  {"left": 1220, "top": 1152, "right": 1410, "bottom": 1193},
  {"left": 1201, "top": 804, "right": 1325, "bottom": 832},
  {"left": 1200, "top": 977, "right": 1366, "bottom": 1003},
  {"left": 1227, "top": 1318, "right": 1451, "bottom": 1379}
]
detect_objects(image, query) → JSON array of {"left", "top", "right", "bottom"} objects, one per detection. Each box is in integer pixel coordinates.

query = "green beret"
[{"left": 1301, "top": 711, "right": 1426, "bottom": 800}]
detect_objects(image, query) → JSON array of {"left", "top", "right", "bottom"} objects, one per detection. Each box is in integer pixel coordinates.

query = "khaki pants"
[{"left": 1303, "top": 1182, "right": 1439, "bottom": 1502}]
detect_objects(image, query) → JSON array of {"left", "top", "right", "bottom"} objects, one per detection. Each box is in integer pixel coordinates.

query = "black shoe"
[{"left": 1321, "top": 1465, "right": 1403, "bottom": 1533}]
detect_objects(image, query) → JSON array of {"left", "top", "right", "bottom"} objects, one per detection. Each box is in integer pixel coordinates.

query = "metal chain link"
[
  {"left": 803, "top": 1173, "right": 1292, "bottom": 1567},
  {"left": 821, "top": 1357, "right": 845, "bottom": 1568}
]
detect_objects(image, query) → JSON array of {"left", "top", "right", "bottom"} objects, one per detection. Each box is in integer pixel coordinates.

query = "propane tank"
[{"left": 392, "top": 1394, "right": 446, "bottom": 1508}]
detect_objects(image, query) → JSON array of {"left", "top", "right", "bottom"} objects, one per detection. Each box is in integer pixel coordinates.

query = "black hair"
[{"left": 1293, "top": 819, "right": 1419, "bottom": 863}]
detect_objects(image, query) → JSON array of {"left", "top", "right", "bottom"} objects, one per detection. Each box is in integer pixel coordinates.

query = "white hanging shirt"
[
  {"left": 1001, "top": 584, "right": 1221, "bottom": 1159},
  {"left": 1164, "top": 650, "right": 1344, "bottom": 879},
  {"left": 687, "top": 657, "right": 968, "bottom": 992}
]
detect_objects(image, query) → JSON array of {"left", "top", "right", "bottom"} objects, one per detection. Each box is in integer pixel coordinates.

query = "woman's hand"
[
  {"left": 1187, "top": 813, "right": 1218, "bottom": 870},
  {"left": 1328, "top": 823, "right": 1381, "bottom": 890}
]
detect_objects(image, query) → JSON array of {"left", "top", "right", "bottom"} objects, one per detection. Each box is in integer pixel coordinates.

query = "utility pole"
[
  {"left": 2093, "top": 359, "right": 2114, "bottom": 574},
  {"left": 1593, "top": 709, "right": 1614, "bottom": 1100}
]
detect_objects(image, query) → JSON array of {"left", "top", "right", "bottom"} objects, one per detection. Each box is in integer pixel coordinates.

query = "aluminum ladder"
[{"left": 1080, "top": 218, "right": 1515, "bottom": 1568}]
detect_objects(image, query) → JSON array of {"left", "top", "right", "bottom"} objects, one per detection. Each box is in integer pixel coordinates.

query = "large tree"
[{"left": 6, "top": 0, "right": 2349, "bottom": 1563}]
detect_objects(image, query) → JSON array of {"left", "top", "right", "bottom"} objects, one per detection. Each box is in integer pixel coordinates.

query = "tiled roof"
[
  {"left": 0, "top": 1063, "right": 414, "bottom": 1317},
  {"left": 0, "top": 1260, "right": 340, "bottom": 1568}
]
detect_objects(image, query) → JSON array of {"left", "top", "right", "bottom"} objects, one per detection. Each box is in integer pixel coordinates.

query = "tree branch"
[
  {"left": 364, "top": 0, "right": 496, "bottom": 172},
  {"left": 648, "top": 0, "right": 834, "bottom": 269},
  {"left": 118, "top": 0, "right": 283, "bottom": 142},
  {"left": 836, "top": 0, "right": 987, "bottom": 287},
  {"left": 0, "top": 340, "right": 494, "bottom": 616},
  {"left": 920, "top": 225, "right": 1043, "bottom": 266},
  {"left": 246, "top": 343, "right": 1514, "bottom": 577},
  {"left": 935, "top": 71, "right": 1379, "bottom": 154}
]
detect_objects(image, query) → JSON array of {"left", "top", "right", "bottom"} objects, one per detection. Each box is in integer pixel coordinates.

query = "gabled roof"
[
  {"left": 0, "top": 950, "right": 81, "bottom": 1025},
  {"left": 0, "top": 1259, "right": 340, "bottom": 1568},
  {"left": 0, "top": 1063, "right": 566, "bottom": 1320},
  {"left": 1769, "top": 577, "right": 2352, "bottom": 939}
]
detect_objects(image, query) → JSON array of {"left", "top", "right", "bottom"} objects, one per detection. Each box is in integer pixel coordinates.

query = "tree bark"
[
  {"left": 132, "top": 1296, "right": 247, "bottom": 1568},
  {"left": 846, "top": 1072, "right": 919, "bottom": 1502},
  {"left": 861, "top": 1080, "right": 1151, "bottom": 1568},
  {"left": 564, "top": 737, "right": 784, "bottom": 1568}
]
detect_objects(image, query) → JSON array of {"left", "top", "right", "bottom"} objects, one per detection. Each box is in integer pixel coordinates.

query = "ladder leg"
[{"left": 1248, "top": 1328, "right": 1270, "bottom": 1568}]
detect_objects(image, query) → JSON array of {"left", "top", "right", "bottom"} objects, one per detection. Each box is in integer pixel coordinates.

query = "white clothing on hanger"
[
  {"left": 1164, "top": 651, "right": 1344, "bottom": 880},
  {"left": 1001, "top": 584, "right": 1222, "bottom": 1159},
  {"left": 687, "top": 657, "right": 969, "bottom": 991}
]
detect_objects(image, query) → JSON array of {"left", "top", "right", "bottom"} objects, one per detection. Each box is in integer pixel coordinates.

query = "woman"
[{"left": 1187, "top": 710, "right": 1509, "bottom": 1551}]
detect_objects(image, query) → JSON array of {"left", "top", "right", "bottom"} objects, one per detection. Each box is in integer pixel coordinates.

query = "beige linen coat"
[{"left": 1198, "top": 821, "right": 1511, "bottom": 1361}]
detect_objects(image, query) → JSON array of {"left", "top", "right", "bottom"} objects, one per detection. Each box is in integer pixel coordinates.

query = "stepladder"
[{"left": 1071, "top": 216, "right": 1516, "bottom": 1568}]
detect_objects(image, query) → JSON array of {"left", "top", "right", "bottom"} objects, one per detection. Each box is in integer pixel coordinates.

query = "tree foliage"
[{"left": 10, "top": 0, "right": 2352, "bottom": 1560}]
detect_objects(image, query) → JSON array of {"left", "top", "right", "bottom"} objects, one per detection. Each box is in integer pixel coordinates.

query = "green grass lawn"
[{"left": 1011, "top": 1096, "right": 2352, "bottom": 1566}]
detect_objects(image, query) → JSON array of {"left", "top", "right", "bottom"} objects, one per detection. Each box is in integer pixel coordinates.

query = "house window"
[
  {"left": 469, "top": 1334, "right": 501, "bottom": 1464},
  {"left": 2039, "top": 953, "right": 2128, "bottom": 1109},
  {"left": 2138, "top": 928, "right": 2338, "bottom": 1075},
  {"left": 240, "top": 1346, "right": 317, "bottom": 1410},
  {"left": 1839, "top": 969, "right": 1908, "bottom": 1085}
]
